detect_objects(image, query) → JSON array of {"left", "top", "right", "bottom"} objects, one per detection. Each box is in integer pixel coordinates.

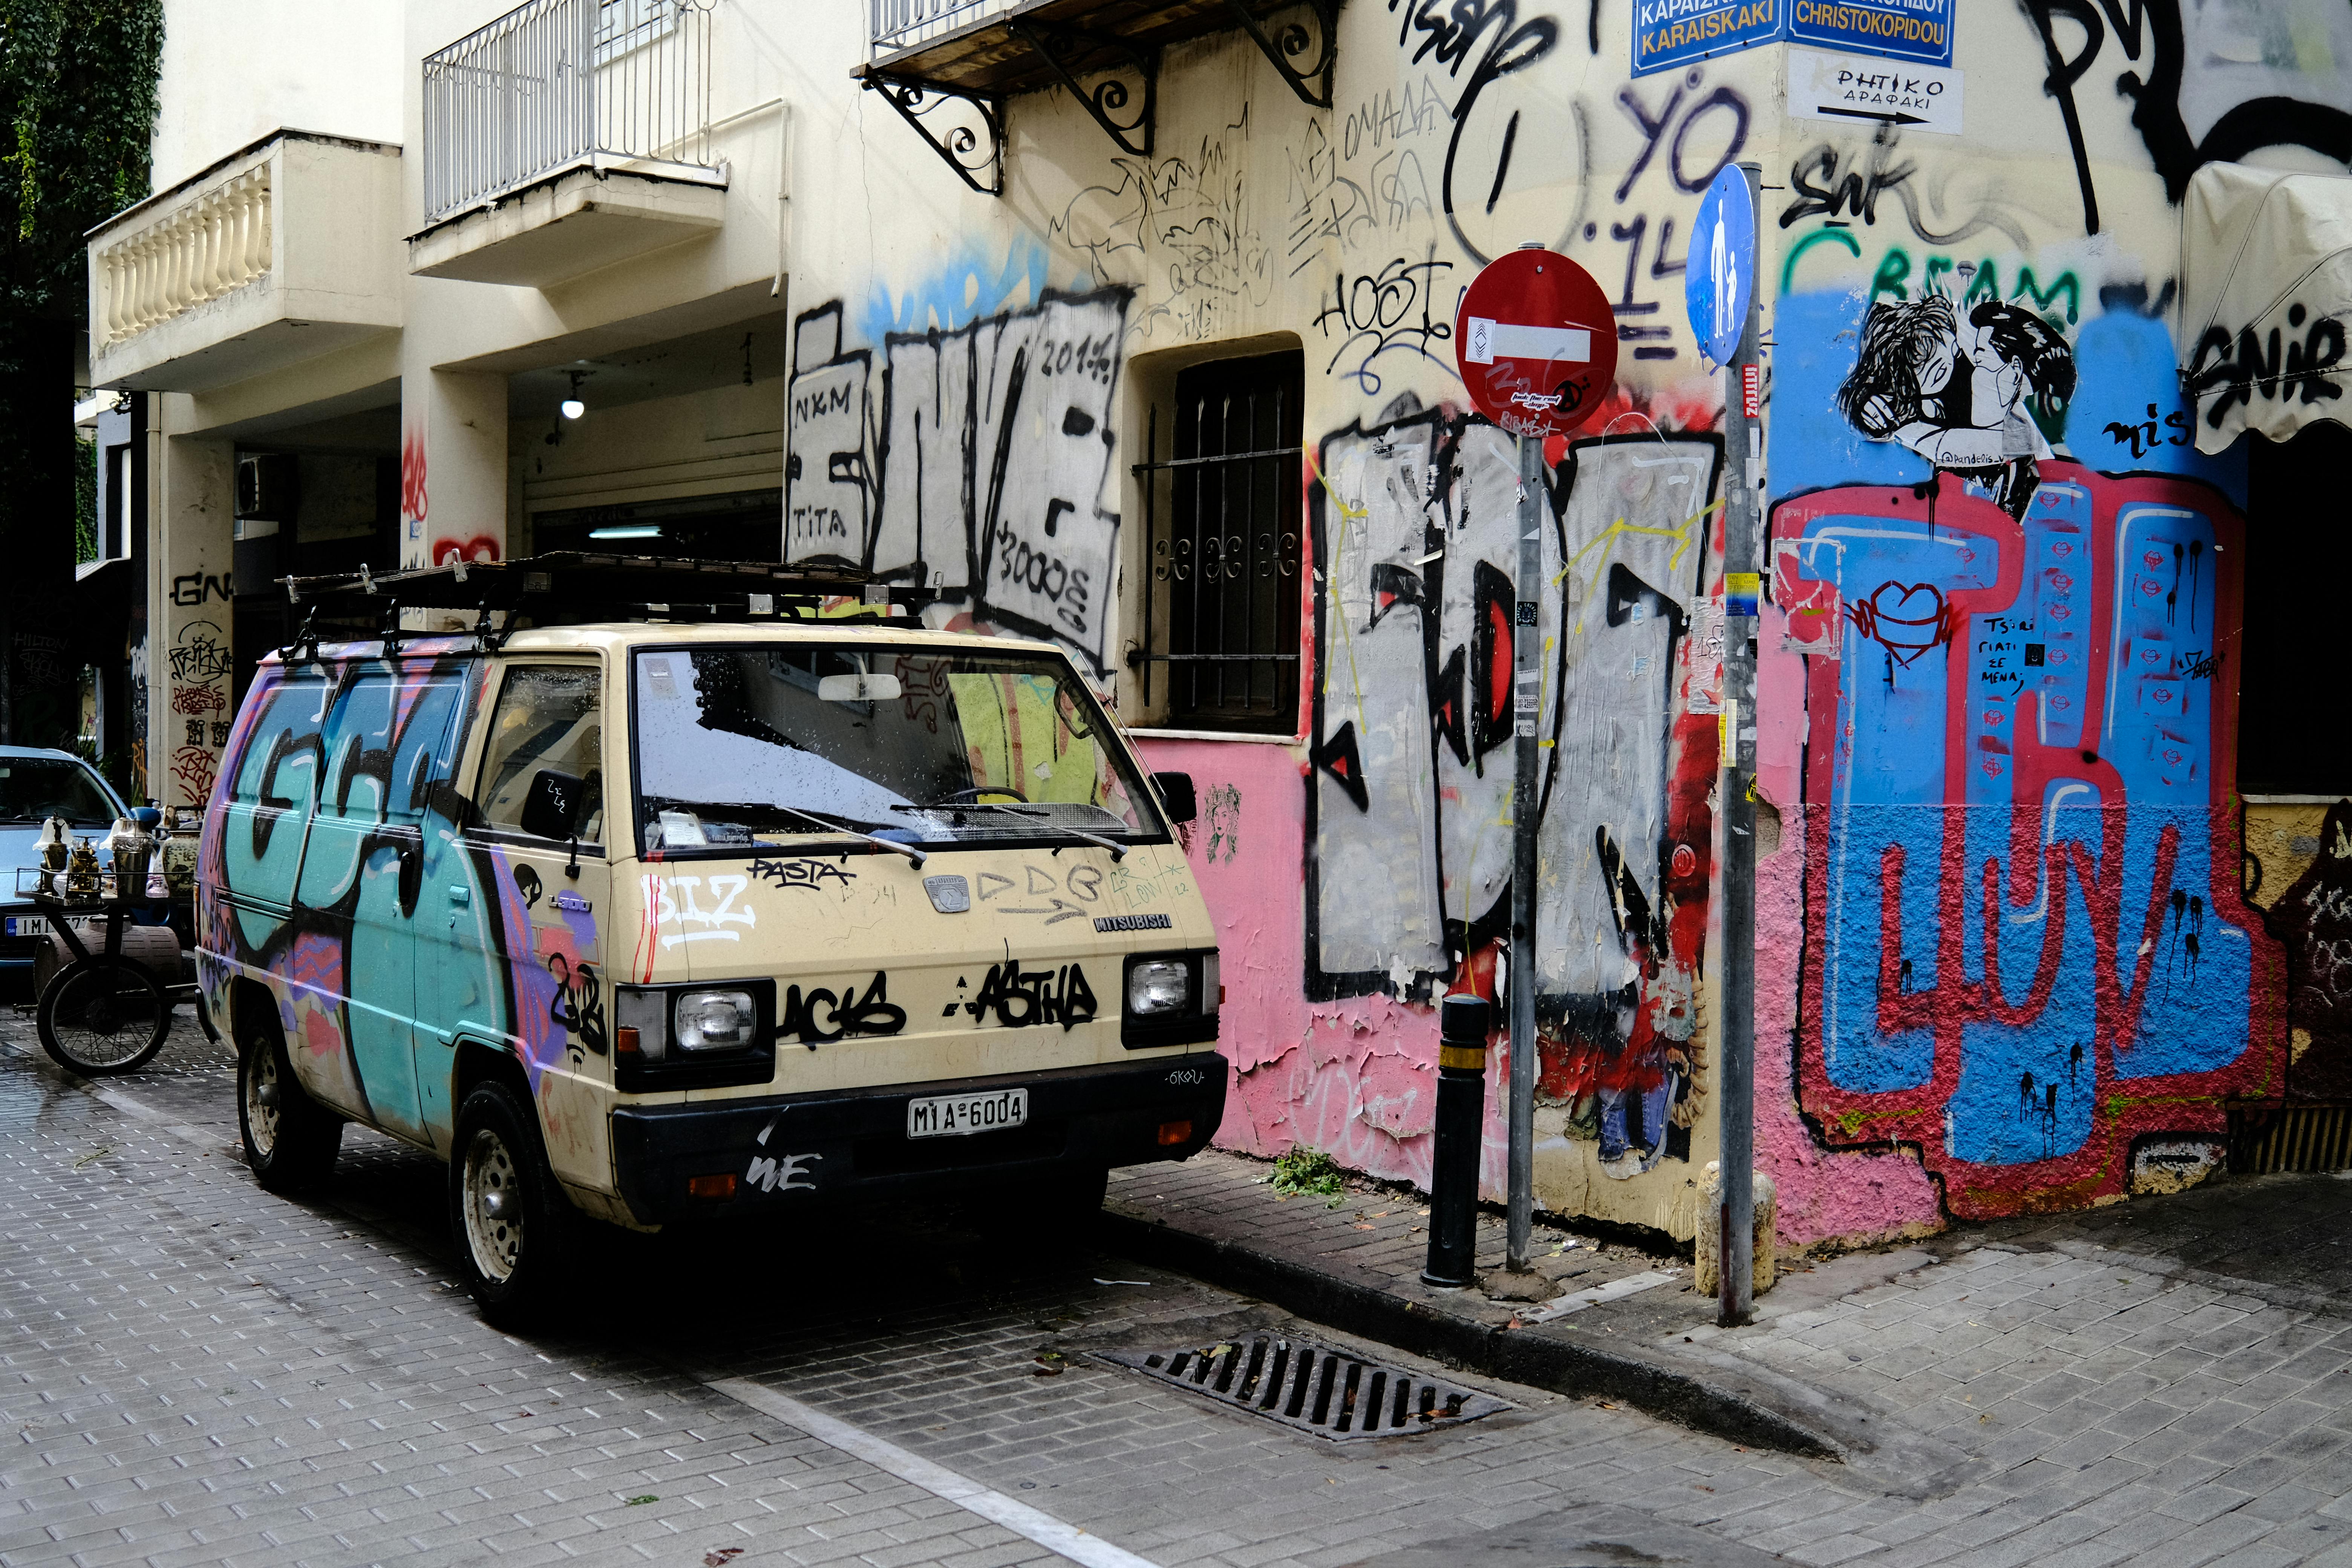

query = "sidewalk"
[{"left": 1103, "top": 1150, "right": 2352, "bottom": 1524}]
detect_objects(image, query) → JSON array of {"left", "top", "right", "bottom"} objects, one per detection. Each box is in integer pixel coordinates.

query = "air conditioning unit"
[{"left": 235, "top": 453, "right": 299, "bottom": 521}]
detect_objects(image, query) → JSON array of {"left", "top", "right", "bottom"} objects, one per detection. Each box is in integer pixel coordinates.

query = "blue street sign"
[
  {"left": 1632, "top": 0, "right": 1783, "bottom": 77},
  {"left": 1634, "top": 1, "right": 1958, "bottom": 75},
  {"left": 1787, "top": 0, "right": 1954, "bottom": 67},
  {"left": 1685, "top": 165, "right": 1755, "bottom": 369}
]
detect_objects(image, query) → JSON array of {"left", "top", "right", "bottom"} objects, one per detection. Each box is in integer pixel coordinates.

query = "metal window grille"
[
  {"left": 421, "top": 0, "right": 717, "bottom": 226},
  {"left": 1131, "top": 350, "right": 1303, "bottom": 732}
]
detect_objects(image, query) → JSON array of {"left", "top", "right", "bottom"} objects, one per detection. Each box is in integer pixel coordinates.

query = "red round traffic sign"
[{"left": 1452, "top": 249, "right": 1619, "bottom": 439}]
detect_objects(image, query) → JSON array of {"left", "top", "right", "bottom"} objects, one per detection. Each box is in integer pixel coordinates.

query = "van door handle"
[{"left": 448, "top": 885, "right": 470, "bottom": 907}]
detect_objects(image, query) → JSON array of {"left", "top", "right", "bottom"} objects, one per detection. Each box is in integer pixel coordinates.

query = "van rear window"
[{"left": 631, "top": 644, "right": 1161, "bottom": 853}]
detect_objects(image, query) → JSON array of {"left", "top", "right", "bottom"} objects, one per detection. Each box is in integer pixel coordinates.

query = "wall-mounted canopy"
[{"left": 2180, "top": 162, "right": 2352, "bottom": 455}]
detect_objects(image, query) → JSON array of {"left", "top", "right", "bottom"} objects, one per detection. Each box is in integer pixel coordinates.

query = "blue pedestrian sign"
[{"left": 1685, "top": 165, "right": 1755, "bottom": 369}]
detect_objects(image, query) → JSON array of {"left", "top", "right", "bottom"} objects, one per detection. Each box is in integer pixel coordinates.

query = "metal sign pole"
[
  {"left": 1507, "top": 426, "right": 1542, "bottom": 1273},
  {"left": 1717, "top": 161, "right": 1764, "bottom": 1328},
  {"left": 1451, "top": 240, "right": 1615, "bottom": 1281}
]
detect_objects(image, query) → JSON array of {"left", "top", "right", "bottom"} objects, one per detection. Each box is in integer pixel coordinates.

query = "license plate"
[
  {"left": 6, "top": 916, "right": 95, "bottom": 938},
  {"left": 906, "top": 1087, "right": 1029, "bottom": 1139}
]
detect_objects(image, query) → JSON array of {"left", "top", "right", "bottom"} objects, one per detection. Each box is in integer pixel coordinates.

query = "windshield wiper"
[
  {"left": 891, "top": 800, "right": 1127, "bottom": 860},
  {"left": 891, "top": 799, "right": 1045, "bottom": 818},
  {"left": 661, "top": 800, "right": 926, "bottom": 868}
]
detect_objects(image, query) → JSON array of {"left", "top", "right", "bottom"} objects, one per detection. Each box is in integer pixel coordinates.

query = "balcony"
[
  {"left": 87, "top": 132, "right": 403, "bottom": 392},
  {"left": 859, "top": 0, "right": 1337, "bottom": 196},
  {"left": 410, "top": 0, "right": 727, "bottom": 288}
]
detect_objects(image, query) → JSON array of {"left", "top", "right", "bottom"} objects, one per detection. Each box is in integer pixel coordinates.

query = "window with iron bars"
[{"left": 1130, "top": 350, "right": 1304, "bottom": 733}]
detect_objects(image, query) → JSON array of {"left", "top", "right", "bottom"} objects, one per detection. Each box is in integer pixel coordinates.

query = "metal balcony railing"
[
  {"left": 868, "top": 0, "right": 1009, "bottom": 58},
  {"left": 422, "top": 0, "right": 717, "bottom": 226}
]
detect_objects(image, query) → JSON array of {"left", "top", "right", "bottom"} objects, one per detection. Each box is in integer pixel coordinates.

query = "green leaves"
[{"left": 0, "top": 0, "right": 162, "bottom": 314}]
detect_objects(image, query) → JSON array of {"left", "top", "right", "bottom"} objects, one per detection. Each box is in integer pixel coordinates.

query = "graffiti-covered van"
[{"left": 198, "top": 612, "right": 1223, "bottom": 1325}]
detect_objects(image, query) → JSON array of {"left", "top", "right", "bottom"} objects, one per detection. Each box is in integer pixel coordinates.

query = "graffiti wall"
[
  {"left": 1749, "top": 2, "right": 2352, "bottom": 1239},
  {"left": 768, "top": 0, "right": 1778, "bottom": 1238},
  {"left": 775, "top": 0, "right": 2346, "bottom": 1244}
]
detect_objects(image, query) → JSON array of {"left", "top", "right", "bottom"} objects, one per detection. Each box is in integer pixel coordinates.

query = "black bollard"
[{"left": 1421, "top": 992, "right": 1491, "bottom": 1287}]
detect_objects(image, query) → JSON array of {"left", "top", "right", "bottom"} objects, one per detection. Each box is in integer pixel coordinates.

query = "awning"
[{"left": 2179, "top": 162, "right": 2352, "bottom": 454}]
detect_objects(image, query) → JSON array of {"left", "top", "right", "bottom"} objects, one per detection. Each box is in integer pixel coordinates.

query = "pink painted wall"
[{"left": 1136, "top": 737, "right": 1517, "bottom": 1202}]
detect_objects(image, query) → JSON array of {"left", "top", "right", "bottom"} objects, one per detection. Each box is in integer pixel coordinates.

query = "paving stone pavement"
[{"left": 5, "top": 1011, "right": 2352, "bottom": 1566}]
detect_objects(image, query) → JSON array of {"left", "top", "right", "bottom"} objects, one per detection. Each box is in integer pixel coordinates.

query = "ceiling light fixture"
[
  {"left": 589, "top": 525, "right": 662, "bottom": 541},
  {"left": 561, "top": 369, "right": 588, "bottom": 420}
]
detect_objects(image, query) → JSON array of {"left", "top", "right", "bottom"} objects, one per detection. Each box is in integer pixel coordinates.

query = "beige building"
[{"left": 94, "top": 0, "right": 2352, "bottom": 1247}]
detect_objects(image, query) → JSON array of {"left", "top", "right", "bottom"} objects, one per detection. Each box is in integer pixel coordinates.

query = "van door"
[
  {"left": 416, "top": 661, "right": 611, "bottom": 1184},
  {"left": 211, "top": 664, "right": 377, "bottom": 1113},
  {"left": 294, "top": 665, "right": 466, "bottom": 1143}
]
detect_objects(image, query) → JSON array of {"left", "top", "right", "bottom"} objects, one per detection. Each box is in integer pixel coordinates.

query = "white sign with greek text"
[{"left": 1787, "top": 47, "right": 1963, "bottom": 136}]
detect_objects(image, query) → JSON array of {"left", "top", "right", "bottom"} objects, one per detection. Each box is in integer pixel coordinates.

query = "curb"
[{"left": 1098, "top": 1210, "right": 1845, "bottom": 1460}]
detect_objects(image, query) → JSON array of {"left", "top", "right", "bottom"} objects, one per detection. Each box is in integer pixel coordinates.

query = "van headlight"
[
  {"left": 1126, "top": 959, "right": 1192, "bottom": 1016},
  {"left": 614, "top": 981, "right": 774, "bottom": 1091},
  {"left": 1121, "top": 951, "right": 1219, "bottom": 1049},
  {"left": 675, "top": 990, "right": 758, "bottom": 1050}
]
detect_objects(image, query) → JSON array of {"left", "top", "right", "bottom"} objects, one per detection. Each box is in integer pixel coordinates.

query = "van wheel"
[
  {"left": 237, "top": 1015, "right": 341, "bottom": 1193},
  {"left": 450, "top": 1081, "right": 575, "bottom": 1329}
]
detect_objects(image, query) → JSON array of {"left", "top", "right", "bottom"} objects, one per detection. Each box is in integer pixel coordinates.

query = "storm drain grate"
[{"left": 1095, "top": 1335, "right": 1509, "bottom": 1440}]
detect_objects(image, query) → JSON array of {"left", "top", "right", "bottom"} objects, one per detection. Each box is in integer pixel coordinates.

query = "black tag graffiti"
[
  {"left": 750, "top": 857, "right": 857, "bottom": 890},
  {"left": 546, "top": 954, "right": 607, "bottom": 1056},
  {"left": 965, "top": 958, "right": 1098, "bottom": 1031},
  {"left": 779, "top": 971, "right": 907, "bottom": 1047}
]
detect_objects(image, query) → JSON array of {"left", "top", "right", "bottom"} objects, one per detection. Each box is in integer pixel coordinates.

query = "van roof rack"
[
  {"left": 280, "top": 551, "right": 930, "bottom": 615},
  {"left": 275, "top": 554, "right": 936, "bottom": 668},
  {"left": 274, "top": 553, "right": 937, "bottom": 662}
]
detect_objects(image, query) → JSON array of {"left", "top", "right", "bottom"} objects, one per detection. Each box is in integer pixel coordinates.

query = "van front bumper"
[{"left": 608, "top": 1054, "right": 1226, "bottom": 1226}]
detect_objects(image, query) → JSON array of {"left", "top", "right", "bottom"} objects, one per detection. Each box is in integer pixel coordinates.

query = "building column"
[
  {"left": 400, "top": 367, "right": 508, "bottom": 577},
  {"left": 150, "top": 400, "right": 236, "bottom": 825}
]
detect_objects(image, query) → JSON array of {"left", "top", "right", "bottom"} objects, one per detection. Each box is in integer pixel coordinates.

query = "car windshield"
[
  {"left": 631, "top": 644, "right": 1161, "bottom": 852},
  {"left": 0, "top": 758, "right": 116, "bottom": 827}
]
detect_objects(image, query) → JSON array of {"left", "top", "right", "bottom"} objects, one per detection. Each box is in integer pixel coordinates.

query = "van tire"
[
  {"left": 237, "top": 1014, "right": 342, "bottom": 1194},
  {"left": 450, "top": 1081, "right": 575, "bottom": 1329}
]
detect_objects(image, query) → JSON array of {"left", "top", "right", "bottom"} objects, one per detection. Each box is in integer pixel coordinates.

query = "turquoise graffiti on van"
[{"left": 199, "top": 640, "right": 596, "bottom": 1143}]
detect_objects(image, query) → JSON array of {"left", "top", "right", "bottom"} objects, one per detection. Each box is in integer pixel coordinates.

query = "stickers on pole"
[
  {"left": 1453, "top": 249, "right": 1618, "bottom": 440},
  {"left": 1787, "top": 47, "right": 1963, "bottom": 135},
  {"left": 1685, "top": 165, "right": 1755, "bottom": 370}
]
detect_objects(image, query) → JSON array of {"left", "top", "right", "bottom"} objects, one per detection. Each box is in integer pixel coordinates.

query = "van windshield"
[{"left": 630, "top": 644, "right": 1162, "bottom": 853}]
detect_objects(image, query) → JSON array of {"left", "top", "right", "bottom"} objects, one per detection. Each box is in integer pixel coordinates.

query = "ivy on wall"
[{"left": 0, "top": 0, "right": 161, "bottom": 745}]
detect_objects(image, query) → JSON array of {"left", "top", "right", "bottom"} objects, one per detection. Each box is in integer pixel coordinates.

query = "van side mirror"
[
  {"left": 519, "top": 768, "right": 586, "bottom": 841},
  {"left": 1152, "top": 770, "right": 1197, "bottom": 825}
]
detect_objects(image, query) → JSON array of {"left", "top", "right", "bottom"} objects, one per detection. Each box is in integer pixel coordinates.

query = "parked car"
[
  {"left": 197, "top": 567, "right": 1225, "bottom": 1329},
  {"left": 0, "top": 747, "right": 173, "bottom": 984}
]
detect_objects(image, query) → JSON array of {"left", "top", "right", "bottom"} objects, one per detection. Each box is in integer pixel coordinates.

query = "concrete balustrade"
[{"left": 96, "top": 166, "right": 273, "bottom": 346}]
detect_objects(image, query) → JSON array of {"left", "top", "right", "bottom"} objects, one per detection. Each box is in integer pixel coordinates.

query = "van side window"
[{"left": 476, "top": 665, "right": 603, "bottom": 842}]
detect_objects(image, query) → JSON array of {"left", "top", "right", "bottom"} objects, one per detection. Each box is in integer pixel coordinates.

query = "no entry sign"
[{"left": 1452, "top": 249, "right": 1618, "bottom": 440}]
